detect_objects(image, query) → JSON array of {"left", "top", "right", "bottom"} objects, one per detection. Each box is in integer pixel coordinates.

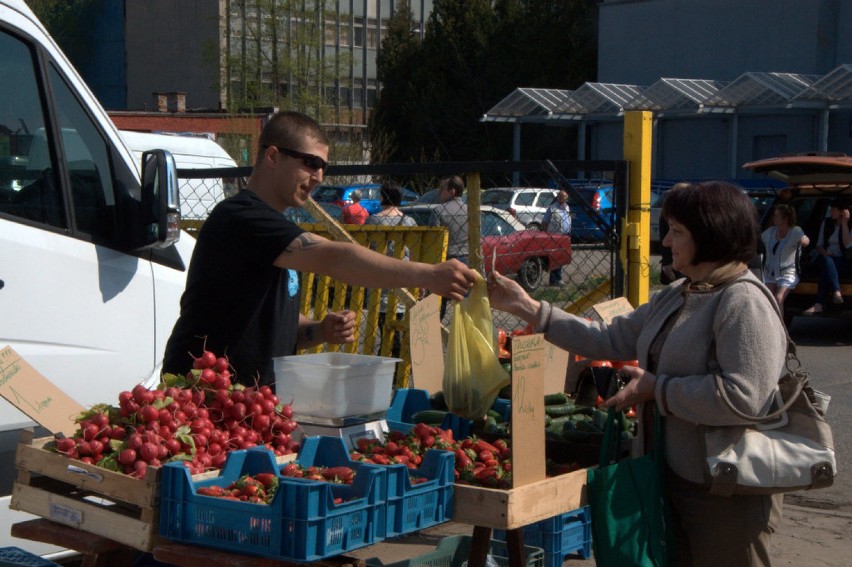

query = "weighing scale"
[{"left": 296, "top": 411, "right": 389, "bottom": 451}]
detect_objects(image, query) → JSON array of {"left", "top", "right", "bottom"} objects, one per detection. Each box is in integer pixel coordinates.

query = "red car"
[{"left": 399, "top": 204, "right": 572, "bottom": 291}]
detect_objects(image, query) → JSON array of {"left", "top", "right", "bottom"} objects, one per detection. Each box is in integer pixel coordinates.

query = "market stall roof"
[
  {"left": 551, "top": 82, "right": 645, "bottom": 119},
  {"left": 702, "top": 72, "right": 820, "bottom": 110},
  {"left": 793, "top": 64, "right": 852, "bottom": 107},
  {"left": 623, "top": 78, "right": 728, "bottom": 113},
  {"left": 481, "top": 87, "right": 572, "bottom": 123},
  {"left": 482, "top": 64, "right": 852, "bottom": 124}
]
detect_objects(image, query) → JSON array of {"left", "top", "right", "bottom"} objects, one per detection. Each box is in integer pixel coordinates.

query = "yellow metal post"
[
  {"left": 623, "top": 111, "right": 653, "bottom": 307},
  {"left": 467, "top": 172, "right": 483, "bottom": 274}
]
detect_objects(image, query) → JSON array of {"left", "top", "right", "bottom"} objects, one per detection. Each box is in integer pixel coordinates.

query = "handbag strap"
[{"left": 711, "top": 277, "right": 807, "bottom": 423}]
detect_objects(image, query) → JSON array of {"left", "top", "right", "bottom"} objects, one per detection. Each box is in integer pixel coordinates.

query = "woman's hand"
[
  {"left": 599, "top": 365, "right": 657, "bottom": 412},
  {"left": 487, "top": 271, "right": 540, "bottom": 323}
]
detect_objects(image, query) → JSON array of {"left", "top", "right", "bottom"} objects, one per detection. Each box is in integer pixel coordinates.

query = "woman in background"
[
  {"left": 761, "top": 204, "right": 809, "bottom": 313},
  {"left": 803, "top": 198, "right": 851, "bottom": 314}
]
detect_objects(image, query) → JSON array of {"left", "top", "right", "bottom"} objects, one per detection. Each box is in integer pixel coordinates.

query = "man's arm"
[
  {"left": 273, "top": 232, "right": 476, "bottom": 300},
  {"left": 296, "top": 311, "right": 356, "bottom": 350}
]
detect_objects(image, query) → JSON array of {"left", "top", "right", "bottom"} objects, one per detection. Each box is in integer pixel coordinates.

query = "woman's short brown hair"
[{"left": 662, "top": 181, "right": 759, "bottom": 265}]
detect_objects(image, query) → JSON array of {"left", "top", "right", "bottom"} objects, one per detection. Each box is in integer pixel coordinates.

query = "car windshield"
[
  {"left": 482, "top": 211, "right": 517, "bottom": 237},
  {"left": 481, "top": 191, "right": 512, "bottom": 206},
  {"left": 312, "top": 186, "right": 342, "bottom": 201}
]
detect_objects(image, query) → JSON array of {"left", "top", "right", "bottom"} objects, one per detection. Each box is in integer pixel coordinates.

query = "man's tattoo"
[{"left": 283, "top": 233, "right": 321, "bottom": 255}]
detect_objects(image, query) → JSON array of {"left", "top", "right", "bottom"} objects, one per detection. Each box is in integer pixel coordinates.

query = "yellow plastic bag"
[{"left": 443, "top": 275, "right": 511, "bottom": 421}]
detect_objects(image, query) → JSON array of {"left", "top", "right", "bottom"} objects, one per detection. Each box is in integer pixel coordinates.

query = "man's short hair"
[
  {"left": 257, "top": 111, "right": 328, "bottom": 165},
  {"left": 441, "top": 175, "right": 465, "bottom": 196}
]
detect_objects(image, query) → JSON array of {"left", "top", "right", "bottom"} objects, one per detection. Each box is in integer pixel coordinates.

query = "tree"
[
  {"left": 223, "top": 0, "right": 359, "bottom": 161},
  {"left": 370, "top": 0, "right": 598, "bottom": 162}
]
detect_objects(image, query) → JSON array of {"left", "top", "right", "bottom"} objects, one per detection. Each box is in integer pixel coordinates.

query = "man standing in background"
[{"left": 542, "top": 189, "right": 571, "bottom": 286}]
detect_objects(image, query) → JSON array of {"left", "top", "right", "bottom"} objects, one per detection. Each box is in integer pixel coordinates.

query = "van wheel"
[{"left": 518, "top": 258, "right": 544, "bottom": 291}]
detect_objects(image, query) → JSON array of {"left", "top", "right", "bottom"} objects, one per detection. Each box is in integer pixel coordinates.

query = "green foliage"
[
  {"left": 26, "top": 0, "right": 100, "bottom": 62},
  {"left": 371, "top": 0, "right": 598, "bottom": 163}
]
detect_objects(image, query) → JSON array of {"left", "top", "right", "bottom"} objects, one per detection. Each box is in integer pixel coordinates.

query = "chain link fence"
[{"left": 177, "top": 160, "right": 628, "bottom": 386}]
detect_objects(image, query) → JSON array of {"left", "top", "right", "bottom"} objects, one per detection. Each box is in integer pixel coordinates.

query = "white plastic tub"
[{"left": 274, "top": 352, "right": 400, "bottom": 419}]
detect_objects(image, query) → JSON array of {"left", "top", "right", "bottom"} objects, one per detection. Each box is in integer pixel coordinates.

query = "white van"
[
  {"left": 120, "top": 130, "right": 240, "bottom": 220},
  {"left": 0, "top": 0, "right": 193, "bottom": 557}
]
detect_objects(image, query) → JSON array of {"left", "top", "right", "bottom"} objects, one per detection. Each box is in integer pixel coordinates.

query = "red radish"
[
  {"left": 199, "top": 368, "right": 216, "bottom": 385},
  {"left": 195, "top": 350, "right": 217, "bottom": 369},
  {"left": 214, "top": 357, "right": 229, "bottom": 373},
  {"left": 139, "top": 442, "right": 158, "bottom": 463},
  {"left": 118, "top": 448, "right": 137, "bottom": 466}
]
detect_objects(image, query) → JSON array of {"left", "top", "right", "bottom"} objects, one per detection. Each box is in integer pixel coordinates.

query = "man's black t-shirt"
[{"left": 163, "top": 191, "right": 304, "bottom": 386}]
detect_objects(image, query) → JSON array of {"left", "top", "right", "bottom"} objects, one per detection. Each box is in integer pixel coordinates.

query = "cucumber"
[
  {"left": 411, "top": 409, "right": 448, "bottom": 425},
  {"left": 592, "top": 409, "right": 608, "bottom": 431},
  {"left": 544, "top": 392, "right": 569, "bottom": 405},
  {"left": 486, "top": 409, "right": 502, "bottom": 421},
  {"left": 546, "top": 415, "right": 574, "bottom": 436},
  {"left": 545, "top": 402, "right": 576, "bottom": 417}
]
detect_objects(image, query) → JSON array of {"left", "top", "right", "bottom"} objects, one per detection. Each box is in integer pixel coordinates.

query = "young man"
[{"left": 163, "top": 112, "right": 477, "bottom": 386}]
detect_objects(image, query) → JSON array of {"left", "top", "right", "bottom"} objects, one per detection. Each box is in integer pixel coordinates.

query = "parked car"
[
  {"left": 311, "top": 183, "right": 383, "bottom": 214},
  {"left": 399, "top": 204, "right": 572, "bottom": 291},
  {"left": 743, "top": 153, "right": 852, "bottom": 326},
  {"left": 283, "top": 202, "right": 343, "bottom": 224},
  {"left": 119, "top": 130, "right": 241, "bottom": 220},
  {"left": 481, "top": 187, "right": 557, "bottom": 230},
  {"left": 561, "top": 181, "right": 619, "bottom": 244}
]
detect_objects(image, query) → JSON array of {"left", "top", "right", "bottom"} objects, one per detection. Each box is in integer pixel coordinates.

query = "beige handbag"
[{"left": 703, "top": 279, "right": 836, "bottom": 497}]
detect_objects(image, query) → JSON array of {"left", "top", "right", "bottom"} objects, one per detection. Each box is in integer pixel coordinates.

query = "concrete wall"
[
  {"left": 125, "top": 0, "right": 222, "bottom": 111},
  {"left": 593, "top": 0, "right": 852, "bottom": 177},
  {"left": 598, "top": 0, "right": 852, "bottom": 85}
]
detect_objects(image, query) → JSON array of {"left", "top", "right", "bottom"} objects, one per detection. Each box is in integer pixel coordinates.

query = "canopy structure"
[{"left": 482, "top": 64, "right": 852, "bottom": 171}]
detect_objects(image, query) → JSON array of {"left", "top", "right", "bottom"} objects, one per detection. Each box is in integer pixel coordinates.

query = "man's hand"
[
  {"left": 426, "top": 259, "right": 479, "bottom": 301},
  {"left": 320, "top": 310, "right": 356, "bottom": 344}
]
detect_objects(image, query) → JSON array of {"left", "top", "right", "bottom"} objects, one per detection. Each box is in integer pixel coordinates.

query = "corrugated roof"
[
  {"left": 624, "top": 78, "right": 727, "bottom": 111},
  {"left": 552, "top": 82, "right": 644, "bottom": 117},
  {"left": 480, "top": 87, "right": 572, "bottom": 122},
  {"left": 793, "top": 64, "right": 852, "bottom": 104},
  {"left": 481, "top": 64, "right": 852, "bottom": 122},
  {"left": 704, "top": 72, "right": 820, "bottom": 108}
]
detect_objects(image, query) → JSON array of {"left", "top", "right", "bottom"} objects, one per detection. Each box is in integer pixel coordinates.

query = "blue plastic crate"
[
  {"left": 387, "top": 388, "right": 510, "bottom": 439},
  {"left": 366, "top": 535, "right": 544, "bottom": 567},
  {"left": 0, "top": 547, "right": 59, "bottom": 567},
  {"left": 493, "top": 507, "right": 592, "bottom": 567},
  {"left": 159, "top": 442, "right": 388, "bottom": 562},
  {"left": 384, "top": 448, "right": 454, "bottom": 537}
]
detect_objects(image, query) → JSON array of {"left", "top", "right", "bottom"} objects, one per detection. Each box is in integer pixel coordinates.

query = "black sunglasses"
[{"left": 266, "top": 145, "right": 328, "bottom": 171}]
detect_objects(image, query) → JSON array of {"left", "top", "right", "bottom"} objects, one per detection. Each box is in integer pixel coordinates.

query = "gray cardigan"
[{"left": 536, "top": 270, "right": 787, "bottom": 484}]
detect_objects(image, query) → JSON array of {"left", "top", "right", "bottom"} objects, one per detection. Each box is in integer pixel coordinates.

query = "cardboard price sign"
[
  {"left": 408, "top": 293, "right": 444, "bottom": 394},
  {"left": 510, "top": 333, "right": 547, "bottom": 488},
  {"left": 0, "top": 346, "right": 85, "bottom": 435}
]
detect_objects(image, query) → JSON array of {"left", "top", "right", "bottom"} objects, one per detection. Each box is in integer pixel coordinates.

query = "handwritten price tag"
[{"left": 0, "top": 346, "right": 85, "bottom": 435}]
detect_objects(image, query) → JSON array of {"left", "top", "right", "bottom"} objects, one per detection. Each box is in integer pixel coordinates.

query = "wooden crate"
[
  {"left": 10, "top": 430, "right": 295, "bottom": 552},
  {"left": 451, "top": 468, "right": 588, "bottom": 530}
]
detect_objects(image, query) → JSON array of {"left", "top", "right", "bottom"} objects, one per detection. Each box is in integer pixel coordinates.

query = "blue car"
[{"left": 311, "top": 184, "right": 418, "bottom": 215}]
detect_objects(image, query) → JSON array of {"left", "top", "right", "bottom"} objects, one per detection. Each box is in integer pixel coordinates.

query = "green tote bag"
[{"left": 587, "top": 406, "right": 674, "bottom": 567}]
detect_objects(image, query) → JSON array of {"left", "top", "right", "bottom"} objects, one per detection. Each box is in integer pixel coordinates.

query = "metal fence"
[{"left": 177, "top": 160, "right": 628, "bottom": 387}]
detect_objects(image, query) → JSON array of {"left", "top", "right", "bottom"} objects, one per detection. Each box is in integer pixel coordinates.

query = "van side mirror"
[{"left": 136, "top": 149, "right": 181, "bottom": 249}]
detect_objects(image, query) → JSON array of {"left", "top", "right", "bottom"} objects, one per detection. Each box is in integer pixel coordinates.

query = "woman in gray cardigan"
[{"left": 489, "top": 182, "right": 787, "bottom": 567}]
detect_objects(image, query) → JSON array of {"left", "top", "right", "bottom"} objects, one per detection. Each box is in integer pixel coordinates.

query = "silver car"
[{"left": 481, "top": 187, "right": 558, "bottom": 230}]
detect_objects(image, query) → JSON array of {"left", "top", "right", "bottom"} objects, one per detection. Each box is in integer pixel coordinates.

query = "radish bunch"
[{"left": 51, "top": 350, "right": 300, "bottom": 479}]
